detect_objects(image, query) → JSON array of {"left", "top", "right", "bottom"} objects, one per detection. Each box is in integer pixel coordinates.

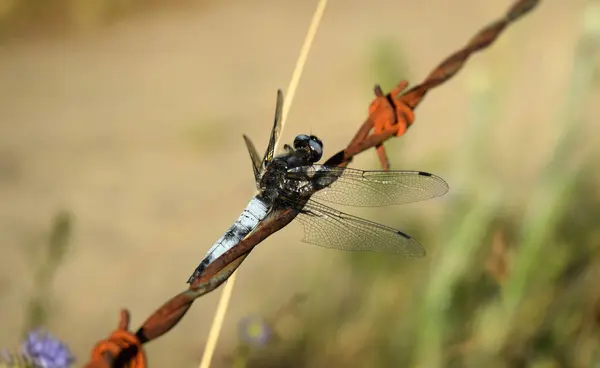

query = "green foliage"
[
  {"left": 23, "top": 211, "right": 73, "bottom": 335},
  {"left": 231, "top": 2, "right": 600, "bottom": 367},
  {"left": 368, "top": 38, "right": 411, "bottom": 93}
]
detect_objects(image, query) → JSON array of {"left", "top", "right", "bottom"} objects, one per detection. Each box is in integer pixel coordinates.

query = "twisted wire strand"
[
  {"left": 329, "top": 0, "right": 540, "bottom": 169},
  {"left": 402, "top": 0, "right": 539, "bottom": 109}
]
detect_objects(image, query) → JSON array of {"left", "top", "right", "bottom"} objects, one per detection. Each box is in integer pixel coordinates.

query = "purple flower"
[
  {"left": 21, "top": 330, "right": 74, "bottom": 368},
  {"left": 237, "top": 315, "right": 272, "bottom": 347}
]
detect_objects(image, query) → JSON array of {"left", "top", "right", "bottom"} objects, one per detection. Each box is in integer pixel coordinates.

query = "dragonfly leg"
[{"left": 283, "top": 144, "right": 294, "bottom": 155}]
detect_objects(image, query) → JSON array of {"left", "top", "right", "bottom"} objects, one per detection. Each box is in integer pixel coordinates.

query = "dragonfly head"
[{"left": 293, "top": 134, "right": 323, "bottom": 163}]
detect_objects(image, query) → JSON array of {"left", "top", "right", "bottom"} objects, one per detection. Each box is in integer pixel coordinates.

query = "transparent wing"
[
  {"left": 261, "top": 89, "right": 284, "bottom": 168},
  {"left": 242, "top": 134, "right": 261, "bottom": 183},
  {"left": 292, "top": 198, "right": 425, "bottom": 257},
  {"left": 287, "top": 165, "right": 449, "bottom": 207}
]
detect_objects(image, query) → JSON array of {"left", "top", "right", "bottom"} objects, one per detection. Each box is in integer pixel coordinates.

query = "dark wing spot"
[
  {"left": 397, "top": 230, "right": 412, "bottom": 239},
  {"left": 418, "top": 171, "right": 432, "bottom": 177}
]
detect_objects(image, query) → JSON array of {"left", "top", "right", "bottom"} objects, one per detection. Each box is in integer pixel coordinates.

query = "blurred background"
[{"left": 1, "top": 0, "right": 599, "bottom": 367}]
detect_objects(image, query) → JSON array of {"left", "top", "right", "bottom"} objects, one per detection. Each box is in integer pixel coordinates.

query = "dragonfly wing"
[
  {"left": 293, "top": 198, "right": 425, "bottom": 257},
  {"left": 243, "top": 134, "right": 262, "bottom": 183},
  {"left": 288, "top": 165, "right": 449, "bottom": 207},
  {"left": 261, "top": 89, "right": 284, "bottom": 169}
]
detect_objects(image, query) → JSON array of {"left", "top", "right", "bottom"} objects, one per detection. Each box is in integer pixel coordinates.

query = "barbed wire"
[
  {"left": 326, "top": 0, "right": 540, "bottom": 169},
  {"left": 83, "top": 0, "right": 540, "bottom": 366}
]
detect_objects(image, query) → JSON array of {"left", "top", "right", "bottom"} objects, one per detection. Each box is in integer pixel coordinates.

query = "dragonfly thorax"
[
  {"left": 258, "top": 159, "right": 288, "bottom": 202},
  {"left": 258, "top": 137, "right": 322, "bottom": 204}
]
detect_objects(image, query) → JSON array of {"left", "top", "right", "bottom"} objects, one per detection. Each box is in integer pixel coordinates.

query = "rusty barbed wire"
[
  {"left": 84, "top": 310, "right": 146, "bottom": 368},
  {"left": 402, "top": 0, "right": 539, "bottom": 110},
  {"left": 83, "top": 1, "right": 540, "bottom": 366},
  {"left": 326, "top": 0, "right": 540, "bottom": 169}
]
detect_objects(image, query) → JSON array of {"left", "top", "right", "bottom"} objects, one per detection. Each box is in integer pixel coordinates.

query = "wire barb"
[{"left": 84, "top": 310, "right": 146, "bottom": 368}]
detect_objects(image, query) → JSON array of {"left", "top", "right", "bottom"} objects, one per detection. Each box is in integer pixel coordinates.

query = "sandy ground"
[{"left": 0, "top": 0, "right": 591, "bottom": 366}]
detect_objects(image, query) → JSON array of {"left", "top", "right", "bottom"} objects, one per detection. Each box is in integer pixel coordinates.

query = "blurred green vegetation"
[
  {"left": 368, "top": 37, "right": 412, "bottom": 93},
  {"left": 1, "top": 211, "right": 72, "bottom": 366},
  {"left": 23, "top": 211, "right": 72, "bottom": 336},
  {"left": 229, "top": 2, "right": 600, "bottom": 367}
]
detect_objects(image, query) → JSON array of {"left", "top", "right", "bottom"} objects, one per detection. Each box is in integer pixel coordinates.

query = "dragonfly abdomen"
[{"left": 187, "top": 196, "right": 270, "bottom": 283}]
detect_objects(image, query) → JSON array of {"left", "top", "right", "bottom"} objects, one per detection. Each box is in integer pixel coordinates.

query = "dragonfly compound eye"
[
  {"left": 309, "top": 135, "right": 323, "bottom": 148},
  {"left": 293, "top": 134, "right": 311, "bottom": 149},
  {"left": 308, "top": 138, "right": 323, "bottom": 161}
]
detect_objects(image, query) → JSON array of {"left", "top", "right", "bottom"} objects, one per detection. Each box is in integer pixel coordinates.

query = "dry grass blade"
[{"left": 198, "top": 1, "right": 328, "bottom": 367}]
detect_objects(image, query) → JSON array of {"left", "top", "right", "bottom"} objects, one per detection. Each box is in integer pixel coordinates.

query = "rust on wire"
[
  {"left": 85, "top": 310, "right": 146, "bottom": 368},
  {"left": 82, "top": 0, "right": 540, "bottom": 366},
  {"left": 327, "top": 0, "right": 540, "bottom": 169}
]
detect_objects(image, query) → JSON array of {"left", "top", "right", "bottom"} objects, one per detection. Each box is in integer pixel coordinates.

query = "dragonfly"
[{"left": 187, "top": 90, "right": 449, "bottom": 283}]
